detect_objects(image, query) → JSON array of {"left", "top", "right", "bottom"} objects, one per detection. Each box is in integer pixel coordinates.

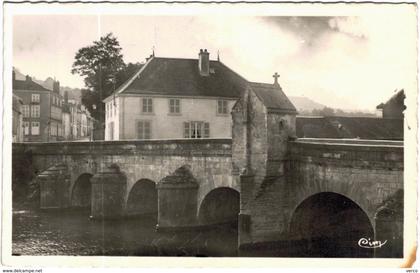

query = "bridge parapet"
[
  {"left": 13, "top": 138, "right": 232, "bottom": 157},
  {"left": 289, "top": 138, "right": 403, "bottom": 169}
]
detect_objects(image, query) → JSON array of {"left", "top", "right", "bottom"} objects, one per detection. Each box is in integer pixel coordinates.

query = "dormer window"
[{"left": 217, "top": 100, "right": 228, "bottom": 115}]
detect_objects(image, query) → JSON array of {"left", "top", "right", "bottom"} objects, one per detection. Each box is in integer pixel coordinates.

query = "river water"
[{"left": 12, "top": 208, "right": 238, "bottom": 256}]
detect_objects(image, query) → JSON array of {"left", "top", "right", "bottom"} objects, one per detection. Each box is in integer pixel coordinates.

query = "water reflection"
[{"left": 12, "top": 209, "right": 238, "bottom": 256}]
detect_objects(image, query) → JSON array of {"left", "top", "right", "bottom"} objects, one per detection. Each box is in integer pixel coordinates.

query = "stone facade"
[{"left": 13, "top": 139, "right": 236, "bottom": 223}]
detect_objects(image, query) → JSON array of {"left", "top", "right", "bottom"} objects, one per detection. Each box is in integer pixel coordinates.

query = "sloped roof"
[
  {"left": 376, "top": 89, "right": 405, "bottom": 110},
  {"left": 249, "top": 82, "right": 297, "bottom": 114},
  {"left": 296, "top": 116, "right": 403, "bottom": 140},
  {"left": 13, "top": 79, "right": 51, "bottom": 92},
  {"left": 114, "top": 57, "right": 247, "bottom": 99}
]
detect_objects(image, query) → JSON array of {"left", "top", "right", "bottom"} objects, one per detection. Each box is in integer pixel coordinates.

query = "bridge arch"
[
  {"left": 126, "top": 179, "right": 158, "bottom": 217},
  {"left": 288, "top": 192, "right": 374, "bottom": 257},
  {"left": 70, "top": 173, "right": 93, "bottom": 209},
  {"left": 198, "top": 187, "right": 240, "bottom": 225}
]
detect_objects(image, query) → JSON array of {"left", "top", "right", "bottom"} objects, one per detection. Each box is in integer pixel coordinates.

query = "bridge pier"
[
  {"left": 237, "top": 173, "right": 254, "bottom": 246},
  {"left": 38, "top": 164, "right": 71, "bottom": 209},
  {"left": 90, "top": 164, "right": 126, "bottom": 220},
  {"left": 374, "top": 189, "right": 404, "bottom": 258},
  {"left": 156, "top": 166, "right": 199, "bottom": 230}
]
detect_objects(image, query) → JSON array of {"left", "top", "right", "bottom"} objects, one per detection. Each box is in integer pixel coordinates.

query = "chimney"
[
  {"left": 25, "top": 75, "right": 31, "bottom": 82},
  {"left": 198, "top": 49, "right": 210, "bottom": 76},
  {"left": 64, "top": 91, "right": 69, "bottom": 103},
  {"left": 53, "top": 81, "right": 60, "bottom": 93},
  {"left": 12, "top": 70, "right": 16, "bottom": 81}
]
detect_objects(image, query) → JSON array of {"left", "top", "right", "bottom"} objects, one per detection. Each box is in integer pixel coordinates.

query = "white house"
[{"left": 103, "top": 49, "right": 248, "bottom": 140}]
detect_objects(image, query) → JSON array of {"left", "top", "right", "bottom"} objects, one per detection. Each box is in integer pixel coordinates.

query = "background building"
[
  {"left": 376, "top": 89, "right": 405, "bottom": 119},
  {"left": 62, "top": 92, "right": 94, "bottom": 141},
  {"left": 13, "top": 71, "right": 63, "bottom": 142}
]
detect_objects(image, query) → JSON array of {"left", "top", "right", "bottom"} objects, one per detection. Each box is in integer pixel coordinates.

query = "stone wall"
[
  {"left": 12, "top": 139, "right": 236, "bottom": 217},
  {"left": 240, "top": 138, "right": 404, "bottom": 247}
]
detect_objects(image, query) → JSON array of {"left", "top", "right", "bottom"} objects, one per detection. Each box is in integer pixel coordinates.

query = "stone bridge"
[
  {"left": 12, "top": 139, "right": 238, "bottom": 227},
  {"left": 12, "top": 136, "right": 403, "bottom": 257},
  {"left": 238, "top": 138, "right": 403, "bottom": 257}
]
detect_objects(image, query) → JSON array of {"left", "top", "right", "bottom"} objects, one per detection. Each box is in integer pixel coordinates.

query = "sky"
[{"left": 13, "top": 12, "right": 417, "bottom": 111}]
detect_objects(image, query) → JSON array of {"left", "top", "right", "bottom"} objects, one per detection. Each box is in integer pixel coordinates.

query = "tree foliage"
[
  {"left": 71, "top": 33, "right": 127, "bottom": 123},
  {"left": 299, "top": 107, "right": 376, "bottom": 117}
]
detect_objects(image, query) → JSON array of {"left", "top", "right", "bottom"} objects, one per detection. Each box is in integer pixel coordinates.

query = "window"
[
  {"left": 137, "top": 121, "right": 151, "bottom": 139},
  {"left": 31, "top": 105, "right": 40, "bottom": 118},
  {"left": 31, "top": 122, "right": 39, "bottom": 135},
  {"left": 23, "top": 121, "right": 30, "bottom": 135},
  {"left": 22, "top": 105, "right": 30, "bottom": 117},
  {"left": 184, "top": 121, "right": 210, "bottom": 138},
  {"left": 31, "top": 94, "right": 40, "bottom": 103},
  {"left": 142, "top": 98, "right": 153, "bottom": 113},
  {"left": 169, "top": 99, "right": 180, "bottom": 114},
  {"left": 217, "top": 100, "right": 228, "bottom": 115}
]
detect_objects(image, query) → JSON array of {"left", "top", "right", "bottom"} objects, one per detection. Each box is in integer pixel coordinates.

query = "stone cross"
[{"left": 273, "top": 72, "right": 280, "bottom": 85}]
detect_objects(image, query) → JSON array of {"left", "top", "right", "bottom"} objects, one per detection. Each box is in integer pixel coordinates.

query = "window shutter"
[
  {"left": 169, "top": 99, "right": 174, "bottom": 113},
  {"left": 175, "top": 99, "right": 180, "bottom": 113},
  {"left": 144, "top": 121, "right": 151, "bottom": 139},
  {"left": 184, "top": 122, "right": 190, "bottom": 138},
  {"left": 142, "top": 99, "right": 147, "bottom": 112},
  {"left": 204, "top": 123, "right": 210, "bottom": 138},
  {"left": 137, "top": 121, "right": 143, "bottom": 139}
]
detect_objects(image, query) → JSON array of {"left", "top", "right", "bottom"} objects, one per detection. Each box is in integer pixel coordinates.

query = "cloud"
[{"left": 13, "top": 11, "right": 416, "bottom": 111}]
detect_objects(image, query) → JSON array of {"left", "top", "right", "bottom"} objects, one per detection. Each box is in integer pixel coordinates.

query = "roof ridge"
[
  {"left": 249, "top": 81, "right": 276, "bottom": 86},
  {"left": 13, "top": 79, "right": 52, "bottom": 92},
  {"left": 152, "top": 56, "right": 220, "bottom": 62}
]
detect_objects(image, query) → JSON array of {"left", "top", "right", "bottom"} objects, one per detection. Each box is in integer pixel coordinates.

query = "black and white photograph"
[{"left": 2, "top": 1, "right": 418, "bottom": 268}]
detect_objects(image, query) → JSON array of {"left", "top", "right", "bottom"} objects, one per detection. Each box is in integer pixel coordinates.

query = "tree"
[
  {"left": 71, "top": 33, "right": 126, "bottom": 124},
  {"left": 312, "top": 106, "right": 335, "bottom": 116}
]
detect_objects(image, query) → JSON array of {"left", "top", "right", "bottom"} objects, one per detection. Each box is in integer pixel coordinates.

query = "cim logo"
[{"left": 358, "top": 238, "right": 387, "bottom": 249}]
